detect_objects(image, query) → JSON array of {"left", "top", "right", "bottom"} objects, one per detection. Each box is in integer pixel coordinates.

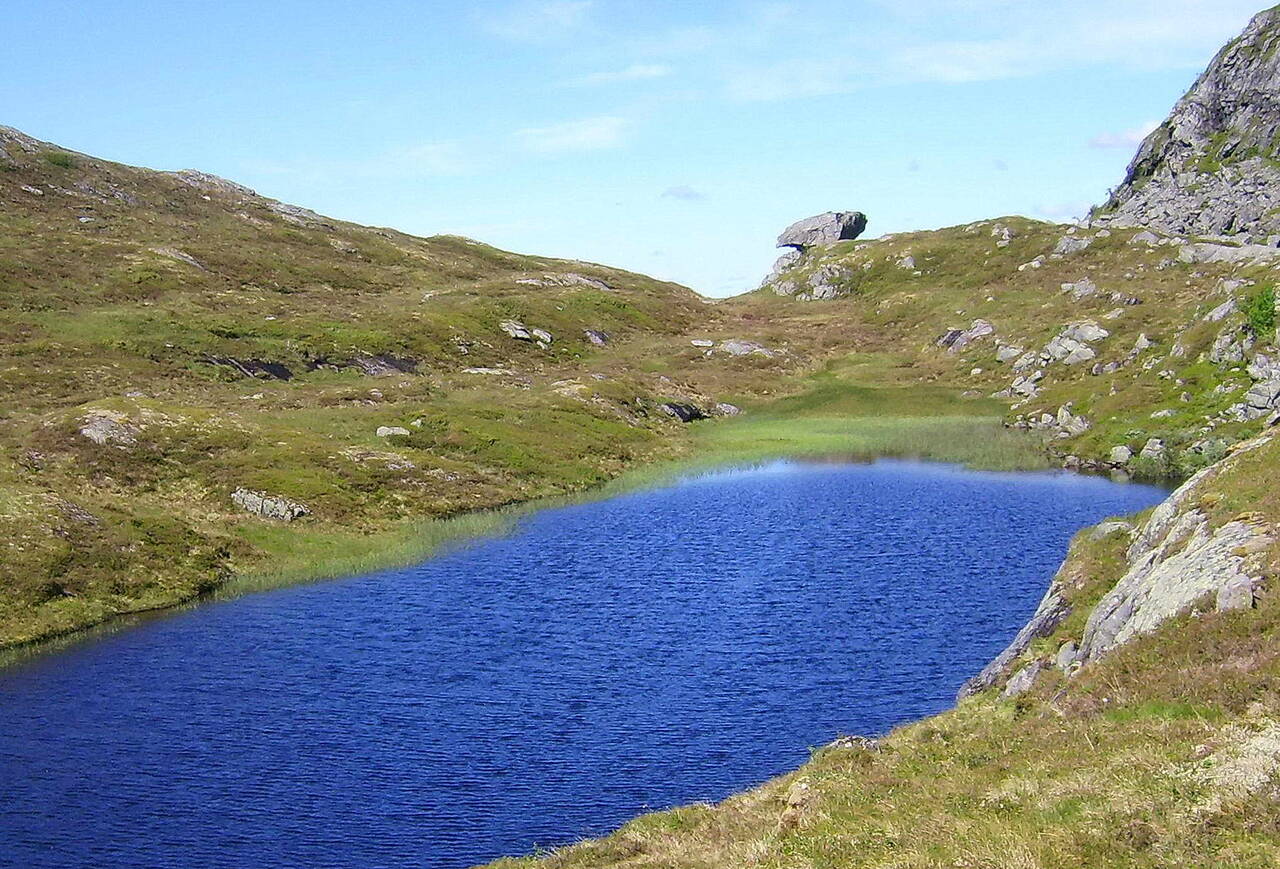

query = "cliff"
[{"left": 1100, "top": 5, "right": 1280, "bottom": 240}]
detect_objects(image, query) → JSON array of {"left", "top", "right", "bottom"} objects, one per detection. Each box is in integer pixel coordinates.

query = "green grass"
[{"left": 690, "top": 414, "right": 1047, "bottom": 471}]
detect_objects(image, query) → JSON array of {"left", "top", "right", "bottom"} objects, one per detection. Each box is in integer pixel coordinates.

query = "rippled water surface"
[{"left": 0, "top": 460, "right": 1167, "bottom": 868}]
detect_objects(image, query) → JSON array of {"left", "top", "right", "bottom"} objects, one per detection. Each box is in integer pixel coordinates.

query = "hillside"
[
  {"left": 7, "top": 7, "right": 1280, "bottom": 864},
  {"left": 485, "top": 8, "right": 1280, "bottom": 867},
  {"left": 0, "top": 124, "right": 808, "bottom": 648}
]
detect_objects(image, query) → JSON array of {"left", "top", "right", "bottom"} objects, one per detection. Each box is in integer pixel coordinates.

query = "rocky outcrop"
[
  {"left": 776, "top": 212, "right": 867, "bottom": 250},
  {"left": 231, "top": 488, "right": 309, "bottom": 521},
  {"left": 1099, "top": 7, "right": 1280, "bottom": 241},
  {"left": 499, "top": 320, "right": 553, "bottom": 345},
  {"left": 965, "top": 434, "right": 1276, "bottom": 698},
  {"left": 78, "top": 410, "right": 140, "bottom": 447}
]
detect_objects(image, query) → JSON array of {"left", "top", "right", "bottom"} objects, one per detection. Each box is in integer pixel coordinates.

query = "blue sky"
[{"left": 1, "top": 0, "right": 1268, "bottom": 295}]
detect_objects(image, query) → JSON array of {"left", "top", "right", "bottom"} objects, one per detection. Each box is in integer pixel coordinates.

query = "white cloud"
[
  {"left": 570, "top": 64, "right": 673, "bottom": 86},
  {"left": 516, "top": 116, "right": 628, "bottom": 153},
  {"left": 482, "top": 0, "right": 593, "bottom": 42},
  {"left": 706, "top": 0, "right": 1264, "bottom": 100},
  {"left": 1090, "top": 122, "right": 1159, "bottom": 150},
  {"left": 661, "top": 185, "right": 706, "bottom": 201}
]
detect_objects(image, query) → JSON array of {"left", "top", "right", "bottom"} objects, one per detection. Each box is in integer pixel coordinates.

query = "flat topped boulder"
[{"left": 777, "top": 211, "right": 867, "bottom": 250}]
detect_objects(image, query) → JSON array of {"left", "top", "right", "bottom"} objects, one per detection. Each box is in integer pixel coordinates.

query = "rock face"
[
  {"left": 964, "top": 433, "right": 1276, "bottom": 697},
  {"left": 78, "top": 410, "right": 139, "bottom": 447},
  {"left": 231, "top": 488, "right": 309, "bottom": 522},
  {"left": 777, "top": 211, "right": 867, "bottom": 250},
  {"left": 1100, "top": 7, "right": 1280, "bottom": 241}
]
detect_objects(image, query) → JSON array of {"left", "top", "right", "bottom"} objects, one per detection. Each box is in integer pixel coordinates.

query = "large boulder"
[{"left": 777, "top": 211, "right": 867, "bottom": 250}]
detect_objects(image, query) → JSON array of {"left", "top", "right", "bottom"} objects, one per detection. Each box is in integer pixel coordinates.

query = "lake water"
[{"left": 0, "top": 459, "right": 1167, "bottom": 869}]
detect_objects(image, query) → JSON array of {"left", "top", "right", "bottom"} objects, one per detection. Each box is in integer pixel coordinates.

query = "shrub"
[
  {"left": 1243, "top": 284, "right": 1276, "bottom": 342},
  {"left": 42, "top": 151, "right": 77, "bottom": 169}
]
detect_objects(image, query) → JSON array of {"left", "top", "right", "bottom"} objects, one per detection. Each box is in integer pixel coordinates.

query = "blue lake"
[{"left": 0, "top": 459, "right": 1167, "bottom": 869}]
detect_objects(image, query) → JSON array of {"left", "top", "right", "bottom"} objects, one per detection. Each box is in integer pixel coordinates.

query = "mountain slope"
[
  {"left": 487, "top": 8, "right": 1280, "bottom": 865},
  {"left": 0, "top": 125, "right": 795, "bottom": 648},
  {"left": 1101, "top": 4, "right": 1280, "bottom": 240}
]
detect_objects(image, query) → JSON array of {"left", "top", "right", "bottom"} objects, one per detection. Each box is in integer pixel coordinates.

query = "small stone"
[
  {"left": 376, "top": 426, "right": 411, "bottom": 438},
  {"left": 1217, "top": 577, "right": 1257, "bottom": 612}
]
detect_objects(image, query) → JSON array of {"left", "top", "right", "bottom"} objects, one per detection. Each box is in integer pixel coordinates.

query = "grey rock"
[
  {"left": 803, "top": 264, "right": 852, "bottom": 300},
  {"left": 1080, "top": 517, "right": 1262, "bottom": 659},
  {"left": 960, "top": 571, "right": 1069, "bottom": 699},
  {"left": 1247, "top": 354, "right": 1280, "bottom": 381},
  {"left": 1061, "top": 277, "right": 1099, "bottom": 300},
  {"left": 1210, "top": 328, "right": 1254, "bottom": 364},
  {"left": 499, "top": 320, "right": 533, "bottom": 341},
  {"left": 1055, "top": 641, "right": 1079, "bottom": 672},
  {"left": 1205, "top": 299, "right": 1239, "bottom": 323},
  {"left": 1091, "top": 519, "right": 1136, "bottom": 540},
  {"left": 1003, "top": 660, "right": 1047, "bottom": 699},
  {"left": 79, "top": 410, "right": 139, "bottom": 447},
  {"left": 1045, "top": 335, "right": 1095, "bottom": 365},
  {"left": 770, "top": 249, "right": 804, "bottom": 275},
  {"left": 1010, "top": 371, "right": 1043, "bottom": 397},
  {"left": 690, "top": 339, "right": 714, "bottom": 348},
  {"left": 1102, "top": 8, "right": 1280, "bottom": 243},
  {"left": 1054, "top": 235, "right": 1093, "bottom": 256},
  {"left": 1139, "top": 438, "right": 1167, "bottom": 461},
  {"left": 937, "top": 319, "right": 995, "bottom": 353},
  {"left": 1178, "top": 243, "right": 1280, "bottom": 266},
  {"left": 1063, "top": 322, "right": 1110, "bottom": 344},
  {"left": 1244, "top": 378, "right": 1280, "bottom": 412},
  {"left": 996, "top": 345, "right": 1024, "bottom": 364},
  {"left": 376, "top": 426, "right": 411, "bottom": 438},
  {"left": 1217, "top": 576, "right": 1258, "bottom": 612},
  {"left": 231, "top": 488, "right": 309, "bottom": 522},
  {"left": 713, "top": 402, "right": 743, "bottom": 416},
  {"left": 1109, "top": 445, "right": 1134, "bottom": 465},
  {"left": 1056, "top": 404, "right": 1091, "bottom": 436},
  {"left": 777, "top": 211, "right": 868, "bottom": 249},
  {"left": 583, "top": 329, "right": 610, "bottom": 346},
  {"left": 1075, "top": 435, "right": 1274, "bottom": 661},
  {"left": 719, "top": 340, "right": 778, "bottom": 358},
  {"left": 1130, "top": 230, "right": 1161, "bottom": 246}
]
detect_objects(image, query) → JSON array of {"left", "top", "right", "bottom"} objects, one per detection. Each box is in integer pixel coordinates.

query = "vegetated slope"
[
  {"left": 747, "top": 213, "right": 1280, "bottom": 479},
  {"left": 489, "top": 9, "right": 1280, "bottom": 867},
  {"left": 0, "top": 125, "right": 801, "bottom": 648}
]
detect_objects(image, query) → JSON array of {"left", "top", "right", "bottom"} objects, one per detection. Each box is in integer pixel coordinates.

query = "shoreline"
[{"left": 0, "top": 410, "right": 1058, "bottom": 670}]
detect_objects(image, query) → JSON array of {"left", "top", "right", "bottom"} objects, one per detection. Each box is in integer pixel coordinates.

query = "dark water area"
[{"left": 0, "top": 459, "right": 1167, "bottom": 869}]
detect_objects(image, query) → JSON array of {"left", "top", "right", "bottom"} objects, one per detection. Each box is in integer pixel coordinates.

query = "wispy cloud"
[
  {"left": 570, "top": 64, "right": 673, "bottom": 86},
  {"left": 516, "top": 115, "right": 628, "bottom": 153},
  {"left": 388, "top": 142, "right": 477, "bottom": 176},
  {"left": 1089, "top": 122, "right": 1159, "bottom": 150},
  {"left": 707, "top": 0, "right": 1262, "bottom": 101},
  {"left": 661, "top": 185, "right": 706, "bottom": 201},
  {"left": 481, "top": 0, "right": 593, "bottom": 42}
]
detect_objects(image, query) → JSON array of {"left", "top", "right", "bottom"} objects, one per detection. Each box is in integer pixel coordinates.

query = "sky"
[{"left": 0, "top": 0, "right": 1270, "bottom": 296}]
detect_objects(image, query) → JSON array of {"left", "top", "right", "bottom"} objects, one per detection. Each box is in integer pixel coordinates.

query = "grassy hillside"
[
  {"left": 0, "top": 126, "right": 1053, "bottom": 650},
  {"left": 0, "top": 124, "right": 773, "bottom": 647},
  {"left": 8, "top": 122, "right": 1280, "bottom": 867}
]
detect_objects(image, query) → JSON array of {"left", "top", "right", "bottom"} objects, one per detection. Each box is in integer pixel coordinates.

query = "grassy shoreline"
[{"left": 0, "top": 399, "right": 1049, "bottom": 669}]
